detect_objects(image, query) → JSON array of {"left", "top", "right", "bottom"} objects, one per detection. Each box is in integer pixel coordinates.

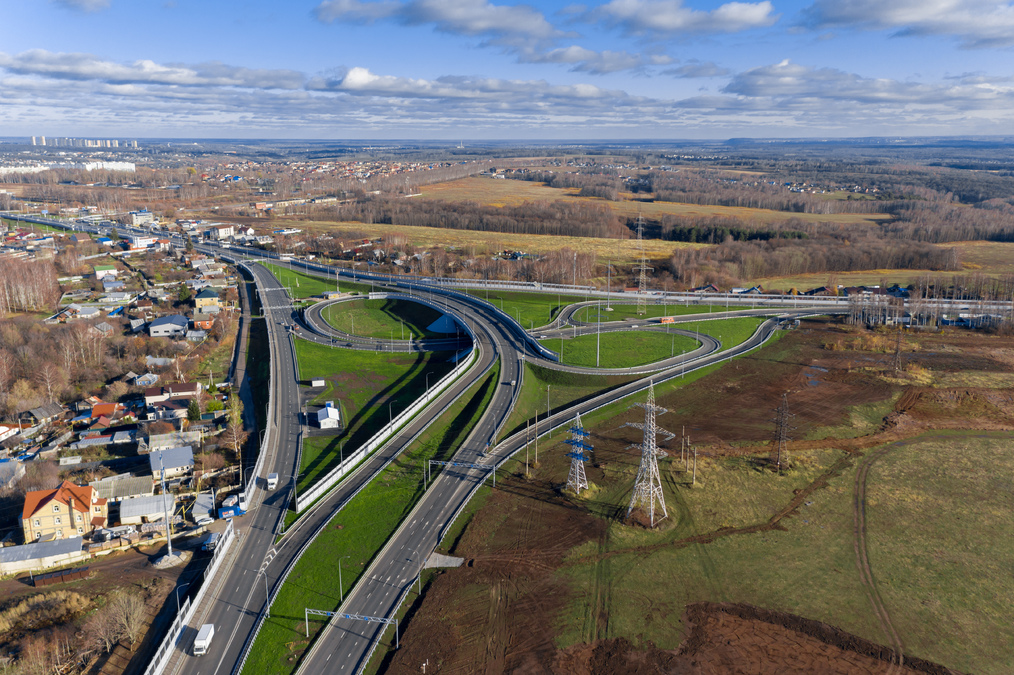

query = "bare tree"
[
  {"left": 84, "top": 604, "right": 121, "bottom": 654},
  {"left": 108, "top": 589, "right": 148, "bottom": 647},
  {"left": 34, "top": 363, "right": 66, "bottom": 403}
]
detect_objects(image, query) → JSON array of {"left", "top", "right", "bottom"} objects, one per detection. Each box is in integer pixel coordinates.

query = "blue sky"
[{"left": 4, "top": 0, "right": 1014, "bottom": 139}]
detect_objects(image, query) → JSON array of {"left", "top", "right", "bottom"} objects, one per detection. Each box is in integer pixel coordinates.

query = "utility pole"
[
  {"left": 772, "top": 392, "right": 795, "bottom": 472},
  {"left": 634, "top": 215, "right": 652, "bottom": 316},
  {"left": 893, "top": 327, "right": 903, "bottom": 372}
]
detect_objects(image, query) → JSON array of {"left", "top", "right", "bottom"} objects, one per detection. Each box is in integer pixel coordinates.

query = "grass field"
[
  {"left": 261, "top": 218, "right": 702, "bottom": 265},
  {"left": 548, "top": 430, "right": 1014, "bottom": 674},
  {"left": 863, "top": 433, "right": 1014, "bottom": 674},
  {"left": 241, "top": 364, "right": 500, "bottom": 675},
  {"left": 538, "top": 331, "right": 699, "bottom": 368},
  {"left": 419, "top": 176, "right": 890, "bottom": 227},
  {"left": 321, "top": 298, "right": 446, "bottom": 340},
  {"left": 572, "top": 302, "right": 728, "bottom": 323},
  {"left": 293, "top": 340, "right": 458, "bottom": 492},
  {"left": 465, "top": 289, "right": 590, "bottom": 329},
  {"left": 260, "top": 261, "right": 374, "bottom": 298}
]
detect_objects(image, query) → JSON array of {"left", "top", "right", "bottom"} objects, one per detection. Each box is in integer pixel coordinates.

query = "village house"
[
  {"left": 149, "top": 446, "right": 195, "bottom": 481},
  {"left": 22, "top": 481, "right": 108, "bottom": 542},
  {"left": 194, "top": 288, "right": 221, "bottom": 312}
]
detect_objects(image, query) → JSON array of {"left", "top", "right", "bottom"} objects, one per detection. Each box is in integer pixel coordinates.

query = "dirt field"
[
  {"left": 374, "top": 320, "right": 1012, "bottom": 675},
  {"left": 0, "top": 539, "right": 207, "bottom": 675}
]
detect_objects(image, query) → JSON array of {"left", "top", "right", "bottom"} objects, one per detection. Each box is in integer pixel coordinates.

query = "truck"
[
  {"left": 193, "top": 623, "right": 214, "bottom": 655},
  {"left": 266, "top": 473, "right": 279, "bottom": 490},
  {"left": 201, "top": 532, "right": 221, "bottom": 551}
]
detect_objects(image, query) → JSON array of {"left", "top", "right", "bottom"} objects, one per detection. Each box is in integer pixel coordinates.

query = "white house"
[{"left": 316, "top": 402, "right": 341, "bottom": 429}]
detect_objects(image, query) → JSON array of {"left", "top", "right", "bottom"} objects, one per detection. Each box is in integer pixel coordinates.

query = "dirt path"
[{"left": 853, "top": 443, "right": 905, "bottom": 674}]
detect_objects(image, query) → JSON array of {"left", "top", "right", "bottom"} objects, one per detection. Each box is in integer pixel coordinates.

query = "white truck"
[
  {"left": 193, "top": 623, "right": 214, "bottom": 656},
  {"left": 266, "top": 473, "right": 279, "bottom": 490}
]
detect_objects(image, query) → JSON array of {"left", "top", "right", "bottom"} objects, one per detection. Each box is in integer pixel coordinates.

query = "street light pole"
[{"left": 175, "top": 583, "right": 191, "bottom": 614}]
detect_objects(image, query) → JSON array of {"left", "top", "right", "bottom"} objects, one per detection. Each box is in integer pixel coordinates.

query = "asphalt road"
[{"left": 166, "top": 262, "right": 302, "bottom": 675}]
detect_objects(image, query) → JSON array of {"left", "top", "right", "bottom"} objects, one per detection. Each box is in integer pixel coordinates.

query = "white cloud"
[
  {"left": 592, "top": 0, "right": 778, "bottom": 35},
  {"left": 0, "top": 50, "right": 305, "bottom": 89},
  {"left": 664, "top": 60, "right": 730, "bottom": 78},
  {"left": 53, "top": 0, "right": 110, "bottom": 12},
  {"left": 802, "top": 0, "right": 1014, "bottom": 48},
  {"left": 521, "top": 45, "right": 673, "bottom": 74},
  {"left": 313, "top": 0, "right": 400, "bottom": 23},
  {"left": 314, "top": 0, "right": 562, "bottom": 43},
  {"left": 720, "top": 59, "right": 1012, "bottom": 107}
]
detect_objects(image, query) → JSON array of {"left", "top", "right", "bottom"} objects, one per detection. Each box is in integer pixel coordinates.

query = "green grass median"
[
  {"left": 294, "top": 339, "right": 459, "bottom": 493},
  {"left": 538, "top": 330, "right": 699, "bottom": 368},
  {"left": 320, "top": 298, "right": 448, "bottom": 340}
]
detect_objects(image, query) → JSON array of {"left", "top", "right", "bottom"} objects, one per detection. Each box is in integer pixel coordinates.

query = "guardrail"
[
  {"left": 293, "top": 315, "right": 479, "bottom": 513},
  {"left": 142, "top": 520, "right": 236, "bottom": 675},
  {"left": 239, "top": 263, "right": 277, "bottom": 509}
]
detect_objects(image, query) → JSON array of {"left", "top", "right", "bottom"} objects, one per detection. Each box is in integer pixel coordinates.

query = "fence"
[{"left": 142, "top": 519, "right": 236, "bottom": 675}]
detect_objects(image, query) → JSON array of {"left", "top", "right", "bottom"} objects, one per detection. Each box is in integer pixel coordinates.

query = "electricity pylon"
[
  {"left": 633, "top": 215, "right": 652, "bottom": 315},
  {"left": 624, "top": 382, "right": 675, "bottom": 526},
  {"left": 564, "top": 413, "right": 592, "bottom": 494}
]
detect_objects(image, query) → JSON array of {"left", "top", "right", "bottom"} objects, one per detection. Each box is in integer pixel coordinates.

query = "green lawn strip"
[
  {"left": 502, "top": 363, "right": 640, "bottom": 439},
  {"left": 293, "top": 339, "right": 458, "bottom": 493},
  {"left": 320, "top": 298, "right": 447, "bottom": 340},
  {"left": 241, "top": 364, "right": 500, "bottom": 675},
  {"left": 464, "top": 289, "right": 590, "bottom": 329},
  {"left": 675, "top": 316, "right": 765, "bottom": 349},
  {"left": 573, "top": 302, "right": 729, "bottom": 322},
  {"left": 260, "top": 261, "right": 375, "bottom": 298},
  {"left": 864, "top": 432, "right": 1014, "bottom": 674},
  {"left": 552, "top": 447, "right": 881, "bottom": 652},
  {"left": 538, "top": 331, "right": 699, "bottom": 368}
]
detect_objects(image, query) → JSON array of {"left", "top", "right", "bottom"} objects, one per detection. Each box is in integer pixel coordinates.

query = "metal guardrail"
[{"left": 142, "top": 520, "right": 236, "bottom": 675}]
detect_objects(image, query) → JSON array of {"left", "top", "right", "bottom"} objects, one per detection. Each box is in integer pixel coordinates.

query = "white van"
[
  {"left": 266, "top": 473, "right": 279, "bottom": 490},
  {"left": 193, "top": 624, "right": 215, "bottom": 655}
]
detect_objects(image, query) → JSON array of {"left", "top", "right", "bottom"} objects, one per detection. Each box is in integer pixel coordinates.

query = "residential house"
[
  {"left": 135, "top": 373, "right": 159, "bottom": 387},
  {"left": 149, "top": 314, "right": 188, "bottom": 338},
  {"left": 89, "top": 475, "right": 154, "bottom": 503},
  {"left": 0, "top": 424, "right": 19, "bottom": 443},
  {"left": 144, "top": 382, "right": 201, "bottom": 406},
  {"left": 194, "top": 288, "right": 220, "bottom": 312},
  {"left": 147, "top": 399, "right": 189, "bottom": 421},
  {"left": 102, "top": 278, "right": 125, "bottom": 292},
  {"left": 149, "top": 446, "right": 194, "bottom": 481},
  {"left": 92, "top": 321, "right": 115, "bottom": 337},
  {"left": 192, "top": 311, "right": 215, "bottom": 330},
  {"left": 28, "top": 402, "right": 65, "bottom": 426},
  {"left": 206, "top": 224, "right": 234, "bottom": 240},
  {"left": 22, "top": 481, "right": 108, "bottom": 542},
  {"left": 93, "top": 265, "right": 117, "bottom": 280},
  {"left": 129, "top": 318, "right": 147, "bottom": 333},
  {"left": 100, "top": 292, "right": 135, "bottom": 305},
  {"left": 186, "top": 329, "right": 207, "bottom": 342},
  {"left": 127, "top": 234, "right": 157, "bottom": 249},
  {"left": 145, "top": 355, "right": 174, "bottom": 368}
]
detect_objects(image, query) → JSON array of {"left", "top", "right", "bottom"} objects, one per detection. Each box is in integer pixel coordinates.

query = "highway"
[{"left": 6, "top": 212, "right": 986, "bottom": 675}]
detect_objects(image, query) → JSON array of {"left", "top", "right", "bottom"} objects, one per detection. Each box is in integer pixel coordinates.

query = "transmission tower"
[
  {"left": 633, "top": 215, "right": 652, "bottom": 315},
  {"left": 772, "top": 392, "right": 795, "bottom": 472},
  {"left": 564, "top": 413, "right": 593, "bottom": 494},
  {"left": 624, "top": 382, "right": 675, "bottom": 526}
]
